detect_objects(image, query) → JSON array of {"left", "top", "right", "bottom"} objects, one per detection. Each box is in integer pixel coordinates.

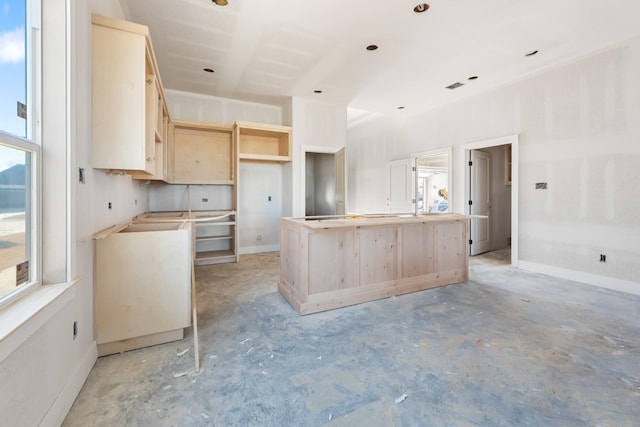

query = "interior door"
[
  {"left": 334, "top": 147, "right": 346, "bottom": 215},
  {"left": 388, "top": 158, "right": 415, "bottom": 213},
  {"left": 470, "top": 150, "right": 491, "bottom": 255}
]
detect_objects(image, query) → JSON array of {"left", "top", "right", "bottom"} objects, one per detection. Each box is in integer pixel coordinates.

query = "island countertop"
[{"left": 282, "top": 213, "right": 478, "bottom": 230}]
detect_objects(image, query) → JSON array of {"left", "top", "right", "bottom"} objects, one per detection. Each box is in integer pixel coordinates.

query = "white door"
[
  {"left": 335, "top": 147, "right": 346, "bottom": 215},
  {"left": 388, "top": 158, "right": 415, "bottom": 213},
  {"left": 470, "top": 150, "right": 491, "bottom": 255}
]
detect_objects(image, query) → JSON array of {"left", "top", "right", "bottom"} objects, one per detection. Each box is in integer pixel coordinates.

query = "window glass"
[
  {"left": 1, "top": 0, "right": 35, "bottom": 303},
  {"left": 0, "top": 144, "right": 30, "bottom": 297},
  {"left": 0, "top": 0, "right": 27, "bottom": 138}
]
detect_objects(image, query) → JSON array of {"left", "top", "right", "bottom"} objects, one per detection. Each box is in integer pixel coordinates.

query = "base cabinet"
[
  {"left": 280, "top": 214, "right": 470, "bottom": 315},
  {"left": 94, "top": 222, "right": 191, "bottom": 356}
]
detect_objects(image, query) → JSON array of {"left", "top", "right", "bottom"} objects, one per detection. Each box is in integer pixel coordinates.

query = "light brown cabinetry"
[
  {"left": 234, "top": 121, "right": 292, "bottom": 162},
  {"left": 91, "top": 14, "right": 169, "bottom": 177},
  {"left": 280, "top": 214, "right": 471, "bottom": 315},
  {"left": 94, "top": 221, "right": 191, "bottom": 356},
  {"left": 170, "top": 120, "right": 235, "bottom": 184},
  {"left": 192, "top": 210, "right": 238, "bottom": 265}
]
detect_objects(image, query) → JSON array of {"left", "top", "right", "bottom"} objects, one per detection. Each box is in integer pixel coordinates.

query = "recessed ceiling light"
[
  {"left": 366, "top": 45, "right": 378, "bottom": 51},
  {"left": 413, "top": 3, "right": 430, "bottom": 13},
  {"left": 525, "top": 50, "right": 539, "bottom": 57},
  {"left": 203, "top": 68, "right": 214, "bottom": 73},
  {"left": 468, "top": 76, "right": 478, "bottom": 80},
  {"left": 397, "top": 106, "right": 405, "bottom": 110},
  {"left": 314, "top": 90, "right": 322, "bottom": 94},
  {"left": 445, "top": 82, "right": 464, "bottom": 90}
]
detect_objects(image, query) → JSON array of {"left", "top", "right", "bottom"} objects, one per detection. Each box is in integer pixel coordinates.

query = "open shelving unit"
[
  {"left": 235, "top": 121, "right": 292, "bottom": 162},
  {"left": 192, "top": 210, "right": 238, "bottom": 265}
]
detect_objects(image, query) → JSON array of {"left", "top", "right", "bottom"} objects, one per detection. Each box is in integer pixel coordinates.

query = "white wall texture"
[
  {"left": 348, "top": 35, "right": 640, "bottom": 288},
  {"left": 0, "top": 1, "right": 152, "bottom": 425}
]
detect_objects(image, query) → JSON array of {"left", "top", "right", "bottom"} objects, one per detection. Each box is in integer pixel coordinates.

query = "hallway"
[{"left": 63, "top": 252, "right": 640, "bottom": 426}]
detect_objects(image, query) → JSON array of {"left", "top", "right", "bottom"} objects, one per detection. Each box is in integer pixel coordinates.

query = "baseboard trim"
[
  {"left": 40, "top": 341, "right": 98, "bottom": 427},
  {"left": 518, "top": 261, "right": 640, "bottom": 296},
  {"left": 239, "top": 244, "right": 280, "bottom": 255}
]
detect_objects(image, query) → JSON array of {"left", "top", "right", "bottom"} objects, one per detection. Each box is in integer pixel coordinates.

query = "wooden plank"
[
  {"left": 400, "top": 222, "right": 435, "bottom": 277},
  {"left": 172, "top": 124, "right": 233, "bottom": 184},
  {"left": 358, "top": 226, "right": 397, "bottom": 285},
  {"left": 307, "top": 229, "right": 355, "bottom": 295},
  {"left": 300, "top": 269, "right": 465, "bottom": 315}
]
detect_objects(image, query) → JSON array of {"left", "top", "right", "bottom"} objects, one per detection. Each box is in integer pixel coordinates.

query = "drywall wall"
[
  {"left": 0, "top": 1, "right": 151, "bottom": 425},
  {"left": 348, "top": 35, "right": 640, "bottom": 288},
  {"left": 290, "top": 97, "right": 348, "bottom": 216}
]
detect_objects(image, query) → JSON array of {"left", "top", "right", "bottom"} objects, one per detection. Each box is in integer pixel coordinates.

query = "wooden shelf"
[
  {"left": 196, "top": 235, "right": 233, "bottom": 242},
  {"left": 235, "top": 121, "right": 292, "bottom": 162},
  {"left": 195, "top": 250, "right": 237, "bottom": 265}
]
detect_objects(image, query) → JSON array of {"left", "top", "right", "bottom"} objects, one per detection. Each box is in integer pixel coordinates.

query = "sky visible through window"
[{"left": 0, "top": 0, "right": 26, "bottom": 171}]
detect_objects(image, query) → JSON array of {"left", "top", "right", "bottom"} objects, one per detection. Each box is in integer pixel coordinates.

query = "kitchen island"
[{"left": 279, "top": 213, "right": 474, "bottom": 315}]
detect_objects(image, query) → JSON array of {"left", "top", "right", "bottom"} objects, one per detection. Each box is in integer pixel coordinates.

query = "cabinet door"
[
  {"left": 92, "top": 21, "right": 154, "bottom": 174},
  {"left": 172, "top": 123, "right": 234, "bottom": 184}
]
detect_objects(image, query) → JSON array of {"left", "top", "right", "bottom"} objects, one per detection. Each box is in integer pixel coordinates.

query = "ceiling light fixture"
[
  {"left": 468, "top": 76, "right": 478, "bottom": 80},
  {"left": 366, "top": 44, "right": 378, "bottom": 51},
  {"left": 203, "top": 68, "right": 214, "bottom": 73},
  {"left": 413, "top": 3, "right": 430, "bottom": 13},
  {"left": 445, "top": 82, "right": 464, "bottom": 90},
  {"left": 525, "top": 50, "right": 539, "bottom": 57},
  {"left": 314, "top": 90, "right": 322, "bottom": 94},
  {"left": 397, "top": 106, "right": 405, "bottom": 110},
  {"left": 212, "top": 0, "right": 228, "bottom": 6}
]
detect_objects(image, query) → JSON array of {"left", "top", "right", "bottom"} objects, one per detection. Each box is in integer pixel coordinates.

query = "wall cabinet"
[
  {"left": 235, "top": 121, "right": 292, "bottom": 162},
  {"left": 94, "top": 221, "right": 191, "bottom": 356},
  {"left": 91, "top": 14, "right": 168, "bottom": 176},
  {"left": 170, "top": 120, "right": 235, "bottom": 185}
]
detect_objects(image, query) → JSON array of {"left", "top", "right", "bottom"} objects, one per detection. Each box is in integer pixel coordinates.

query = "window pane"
[
  {"left": 0, "top": 0, "right": 27, "bottom": 138},
  {"left": 0, "top": 144, "right": 30, "bottom": 298}
]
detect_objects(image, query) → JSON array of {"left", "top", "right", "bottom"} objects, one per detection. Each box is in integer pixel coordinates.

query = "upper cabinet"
[
  {"left": 91, "top": 14, "right": 169, "bottom": 177},
  {"left": 170, "top": 120, "right": 235, "bottom": 185},
  {"left": 234, "top": 121, "right": 292, "bottom": 162}
]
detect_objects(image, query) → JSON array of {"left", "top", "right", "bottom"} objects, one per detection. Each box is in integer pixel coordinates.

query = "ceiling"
[{"left": 120, "top": 0, "right": 640, "bottom": 121}]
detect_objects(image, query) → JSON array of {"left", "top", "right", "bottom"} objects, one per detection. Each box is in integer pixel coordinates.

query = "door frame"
[
  {"left": 301, "top": 145, "right": 346, "bottom": 215},
  {"left": 458, "top": 135, "right": 519, "bottom": 266},
  {"left": 412, "top": 147, "right": 454, "bottom": 213}
]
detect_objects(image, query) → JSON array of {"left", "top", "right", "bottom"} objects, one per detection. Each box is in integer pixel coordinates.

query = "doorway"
[
  {"left": 461, "top": 135, "right": 518, "bottom": 266},
  {"left": 303, "top": 146, "right": 346, "bottom": 216}
]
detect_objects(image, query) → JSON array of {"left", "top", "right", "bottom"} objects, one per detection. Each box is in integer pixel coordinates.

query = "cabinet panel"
[
  {"left": 92, "top": 23, "right": 151, "bottom": 173},
  {"left": 172, "top": 121, "right": 234, "bottom": 184},
  {"left": 92, "top": 14, "right": 169, "bottom": 178},
  {"left": 95, "top": 222, "right": 191, "bottom": 353}
]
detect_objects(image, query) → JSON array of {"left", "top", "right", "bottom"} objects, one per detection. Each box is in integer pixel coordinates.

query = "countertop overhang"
[{"left": 282, "top": 213, "right": 482, "bottom": 230}]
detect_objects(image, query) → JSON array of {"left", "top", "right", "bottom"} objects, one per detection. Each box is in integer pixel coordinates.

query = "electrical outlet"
[
  {"left": 202, "top": 198, "right": 208, "bottom": 202},
  {"left": 108, "top": 202, "right": 112, "bottom": 210},
  {"left": 73, "top": 320, "right": 78, "bottom": 339},
  {"left": 600, "top": 254, "right": 606, "bottom": 262},
  {"left": 267, "top": 196, "right": 272, "bottom": 201},
  {"left": 79, "top": 168, "right": 85, "bottom": 184},
  {"left": 256, "top": 235, "right": 263, "bottom": 241}
]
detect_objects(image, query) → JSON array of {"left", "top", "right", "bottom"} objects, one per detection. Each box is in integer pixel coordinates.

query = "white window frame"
[{"left": 0, "top": 0, "right": 42, "bottom": 308}]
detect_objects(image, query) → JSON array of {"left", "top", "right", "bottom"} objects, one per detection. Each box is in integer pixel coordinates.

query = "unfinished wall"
[
  {"left": 0, "top": 1, "right": 150, "bottom": 426},
  {"left": 484, "top": 144, "right": 512, "bottom": 250},
  {"left": 348, "top": 36, "right": 640, "bottom": 290},
  {"left": 290, "top": 97, "right": 348, "bottom": 216}
]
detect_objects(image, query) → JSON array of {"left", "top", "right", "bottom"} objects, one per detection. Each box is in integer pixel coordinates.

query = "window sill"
[{"left": 0, "top": 277, "right": 81, "bottom": 364}]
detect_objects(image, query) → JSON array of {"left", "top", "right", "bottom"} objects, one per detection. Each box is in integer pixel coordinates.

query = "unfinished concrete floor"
[{"left": 63, "top": 250, "right": 640, "bottom": 426}]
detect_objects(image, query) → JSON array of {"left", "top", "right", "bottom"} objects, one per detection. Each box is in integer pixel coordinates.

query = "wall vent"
[{"left": 446, "top": 82, "right": 464, "bottom": 90}]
